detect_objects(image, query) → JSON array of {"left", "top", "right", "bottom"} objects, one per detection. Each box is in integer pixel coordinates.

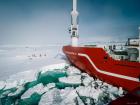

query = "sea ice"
[
  {"left": 0, "top": 62, "right": 125, "bottom": 105},
  {"left": 41, "top": 63, "right": 68, "bottom": 73},
  {"left": 21, "top": 83, "right": 47, "bottom": 99},
  {"left": 82, "top": 74, "right": 94, "bottom": 86},
  {"left": 60, "top": 89, "right": 78, "bottom": 105},
  {"left": 4, "top": 80, "right": 18, "bottom": 90},
  {"left": 76, "top": 86, "right": 103, "bottom": 102},
  {"left": 59, "top": 75, "right": 81, "bottom": 84},
  {"left": 39, "top": 88, "right": 62, "bottom": 105},
  {"left": 8, "top": 85, "right": 25, "bottom": 97},
  {"left": 0, "top": 81, "right": 6, "bottom": 90},
  {"left": 66, "top": 66, "right": 81, "bottom": 75},
  {"left": 7, "top": 70, "right": 37, "bottom": 84},
  {"left": 46, "top": 83, "right": 56, "bottom": 89}
]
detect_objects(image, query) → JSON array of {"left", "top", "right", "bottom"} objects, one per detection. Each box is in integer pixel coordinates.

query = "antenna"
[
  {"left": 70, "top": 0, "right": 79, "bottom": 46},
  {"left": 73, "top": 0, "right": 77, "bottom": 11}
]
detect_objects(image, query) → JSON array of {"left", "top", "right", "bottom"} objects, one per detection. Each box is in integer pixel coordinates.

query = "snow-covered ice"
[
  {"left": 41, "top": 63, "right": 68, "bottom": 73},
  {"left": 39, "top": 88, "right": 62, "bottom": 105},
  {"left": 59, "top": 75, "right": 81, "bottom": 84},
  {"left": 4, "top": 80, "right": 18, "bottom": 90},
  {"left": 0, "top": 62, "right": 126, "bottom": 105},
  {"left": 0, "top": 81, "right": 5, "bottom": 90},
  {"left": 66, "top": 66, "right": 81, "bottom": 75},
  {"left": 7, "top": 70, "right": 37, "bottom": 84},
  {"left": 21, "top": 83, "right": 44, "bottom": 99},
  {"left": 0, "top": 46, "right": 65, "bottom": 80},
  {"left": 60, "top": 89, "right": 78, "bottom": 105},
  {"left": 76, "top": 86, "right": 103, "bottom": 102},
  {"left": 0, "top": 46, "right": 126, "bottom": 105}
]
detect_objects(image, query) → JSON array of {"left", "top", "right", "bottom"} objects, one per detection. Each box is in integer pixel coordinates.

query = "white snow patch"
[
  {"left": 0, "top": 81, "right": 6, "bottom": 90},
  {"left": 76, "top": 86, "right": 103, "bottom": 102},
  {"left": 4, "top": 80, "right": 18, "bottom": 90},
  {"left": 7, "top": 70, "right": 37, "bottom": 84},
  {"left": 59, "top": 75, "right": 81, "bottom": 84},
  {"left": 0, "top": 49, "right": 7, "bottom": 53},
  {"left": 39, "top": 87, "right": 81, "bottom": 105},
  {"left": 39, "top": 88, "right": 62, "bottom": 105},
  {"left": 21, "top": 83, "right": 47, "bottom": 99},
  {"left": 47, "top": 83, "right": 56, "bottom": 89},
  {"left": 108, "top": 85, "right": 119, "bottom": 94},
  {"left": 8, "top": 85, "right": 25, "bottom": 97},
  {"left": 60, "top": 89, "right": 78, "bottom": 105},
  {"left": 82, "top": 76, "right": 94, "bottom": 86},
  {"left": 41, "top": 63, "right": 68, "bottom": 73},
  {"left": 60, "top": 87, "right": 74, "bottom": 98},
  {"left": 118, "top": 87, "right": 124, "bottom": 96},
  {"left": 66, "top": 66, "right": 81, "bottom": 75},
  {"left": 15, "top": 55, "right": 28, "bottom": 60}
]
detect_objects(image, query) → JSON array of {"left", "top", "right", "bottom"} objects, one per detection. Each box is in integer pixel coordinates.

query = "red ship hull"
[{"left": 63, "top": 45, "right": 140, "bottom": 91}]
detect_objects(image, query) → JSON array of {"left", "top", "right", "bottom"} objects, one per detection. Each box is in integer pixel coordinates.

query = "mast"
[
  {"left": 70, "top": 0, "right": 79, "bottom": 46},
  {"left": 138, "top": 26, "right": 140, "bottom": 62}
]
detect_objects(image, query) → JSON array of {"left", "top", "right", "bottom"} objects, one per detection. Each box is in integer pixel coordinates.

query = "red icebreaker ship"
[
  {"left": 63, "top": 46, "right": 140, "bottom": 91},
  {"left": 63, "top": 0, "right": 140, "bottom": 92}
]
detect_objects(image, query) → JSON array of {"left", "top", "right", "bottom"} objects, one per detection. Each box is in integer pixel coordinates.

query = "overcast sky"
[{"left": 0, "top": 0, "right": 140, "bottom": 45}]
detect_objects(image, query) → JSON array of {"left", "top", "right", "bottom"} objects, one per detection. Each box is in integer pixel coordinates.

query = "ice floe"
[
  {"left": 59, "top": 75, "right": 81, "bottom": 84},
  {"left": 7, "top": 70, "right": 37, "bottom": 84},
  {"left": 0, "top": 63, "right": 126, "bottom": 105},
  {"left": 0, "top": 81, "right": 6, "bottom": 90},
  {"left": 21, "top": 83, "right": 46, "bottom": 99}
]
